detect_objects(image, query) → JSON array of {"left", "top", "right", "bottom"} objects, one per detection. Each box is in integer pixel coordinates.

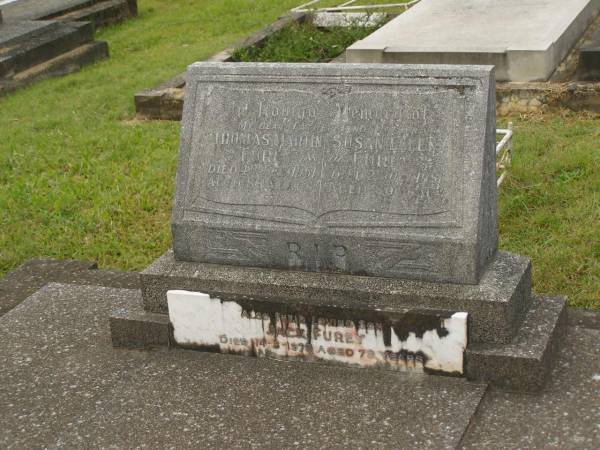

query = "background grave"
[
  {"left": 0, "top": 0, "right": 137, "bottom": 94},
  {"left": 134, "top": 2, "right": 600, "bottom": 120}
]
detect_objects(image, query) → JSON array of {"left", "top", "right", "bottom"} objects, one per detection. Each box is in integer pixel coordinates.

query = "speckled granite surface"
[
  {"left": 0, "top": 258, "right": 139, "bottom": 316},
  {"left": 0, "top": 283, "right": 486, "bottom": 449},
  {"left": 1, "top": 266, "right": 598, "bottom": 449},
  {"left": 460, "top": 326, "right": 600, "bottom": 449}
]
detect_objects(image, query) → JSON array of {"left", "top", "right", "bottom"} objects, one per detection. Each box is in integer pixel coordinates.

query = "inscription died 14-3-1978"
[{"left": 172, "top": 63, "right": 498, "bottom": 284}]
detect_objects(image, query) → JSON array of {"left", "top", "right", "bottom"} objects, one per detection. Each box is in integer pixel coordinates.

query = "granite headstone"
[
  {"left": 111, "top": 62, "right": 567, "bottom": 389},
  {"left": 172, "top": 62, "right": 497, "bottom": 284}
]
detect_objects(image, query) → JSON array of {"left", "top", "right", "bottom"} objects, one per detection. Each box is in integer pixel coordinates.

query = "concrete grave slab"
[
  {"left": 1, "top": 0, "right": 98, "bottom": 22},
  {"left": 346, "top": 0, "right": 600, "bottom": 81},
  {"left": 0, "top": 279, "right": 596, "bottom": 447},
  {"left": 173, "top": 62, "right": 498, "bottom": 285},
  {"left": 0, "top": 20, "right": 95, "bottom": 77},
  {"left": 0, "top": 258, "right": 139, "bottom": 316},
  {"left": 0, "top": 0, "right": 136, "bottom": 93},
  {"left": 0, "top": 19, "right": 58, "bottom": 47},
  {"left": 0, "top": 283, "right": 487, "bottom": 449},
  {"left": 460, "top": 326, "right": 600, "bottom": 449}
]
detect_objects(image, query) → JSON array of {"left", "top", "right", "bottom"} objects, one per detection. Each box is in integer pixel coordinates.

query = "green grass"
[
  {"left": 497, "top": 113, "right": 600, "bottom": 309},
  {"left": 0, "top": 0, "right": 302, "bottom": 271},
  {"left": 231, "top": 20, "right": 384, "bottom": 63},
  {"left": 0, "top": 0, "right": 598, "bottom": 308}
]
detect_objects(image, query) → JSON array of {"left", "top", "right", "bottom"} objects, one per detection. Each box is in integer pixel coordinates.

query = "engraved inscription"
[
  {"left": 184, "top": 84, "right": 466, "bottom": 228},
  {"left": 205, "top": 231, "right": 268, "bottom": 264},
  {"left": 168, "top": 291, "right": 468, "bottom": 374},
  {"left": 366, "top": 241, "right": 434, "bottom": 274},
  {"left": 286, "top": 242, "right": 348, "bottom": 272}
]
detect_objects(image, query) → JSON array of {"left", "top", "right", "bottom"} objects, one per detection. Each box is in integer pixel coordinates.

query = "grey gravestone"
[
  {"left": 111, "top": 62, "right": 567, "bottom": 389},
  {"left": 172, "top": 62, "right": 497, "bottom": 284}
]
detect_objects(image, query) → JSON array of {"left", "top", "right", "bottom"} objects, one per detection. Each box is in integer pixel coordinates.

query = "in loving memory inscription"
[{"left": 172, "top": 63, "right": 497, "bottom": 284}]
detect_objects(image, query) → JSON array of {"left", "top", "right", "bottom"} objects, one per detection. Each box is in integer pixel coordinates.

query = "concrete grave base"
[
  {"left": 1, "top": 261, "right": 596, "bottom": 447},
  {"left": 109, "top": 249, "right": 567, "bottom": 392},
  {"left": 140, "top": 250, "right": 531, "bottom": 345}
]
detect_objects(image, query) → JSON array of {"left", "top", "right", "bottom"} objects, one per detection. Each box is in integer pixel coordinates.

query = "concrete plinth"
[
  {"left": 104, "top": 249, "right": 568, "bottom": 391},
  {"left": 346, "top": 0, "right": 600, "bottom": 81},
  {"left": 140, "top": 250, "right": 532, "bottom": 345},
  {"left": 2, "top": 280, "right": 596, "bottom": 448}
]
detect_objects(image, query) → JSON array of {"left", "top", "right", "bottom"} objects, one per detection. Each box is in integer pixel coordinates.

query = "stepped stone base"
[
  {"left": 0, "top": 18, "right": 108, "bottom": 95},
  {"left": 140, "top": 250, "right": 531, "bottom": 345},
  {"left": 109, "top": 288, "right": 566, "bottom": 392},
  {"left": 0, "top": 40, "right": 107, "bottom": 94},
  {"left": 466, "top": 295, "right": 567, "bottom": 391},
  {"left": 108, "top": 249, "right": 568, "bottom": 391},
  {"left": 0, "top": 0, "right": 137, "bottom": 93},
  {"left": 0, "top": 20, "right": 95, "bottom": 77},
  {"left": 0, "top": 274, "right": 596, "bottom": 447}
]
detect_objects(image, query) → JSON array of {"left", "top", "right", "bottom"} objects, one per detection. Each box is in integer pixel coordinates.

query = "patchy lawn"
[{"left": 497, "top": 112, "right": 599, "bottom": 308}]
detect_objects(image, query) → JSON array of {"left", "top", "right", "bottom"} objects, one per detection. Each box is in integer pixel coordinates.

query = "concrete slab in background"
[
  {"left": 460, "top": 326, "right": 600, "bottom": 449},
  {"left": 347, "top": 0, "right": 600, "bottom": 81},
  {"left": 0, "top": 0, "right": 92, "bottom": 23}
]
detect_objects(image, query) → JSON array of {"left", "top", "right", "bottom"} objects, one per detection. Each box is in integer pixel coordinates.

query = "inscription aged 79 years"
[
  {"left": 167, "top": 290, "right": 468, "bottom": 375},
  {"left": 172, "top": 63, "right": 498, "bottom": 284}
]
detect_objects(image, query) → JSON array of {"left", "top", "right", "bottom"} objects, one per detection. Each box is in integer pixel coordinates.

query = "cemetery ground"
[{"left": 1, "top": 0, "right": 599, "bottom": 312}]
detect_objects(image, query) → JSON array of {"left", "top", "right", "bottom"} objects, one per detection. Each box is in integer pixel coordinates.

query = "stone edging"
[
  {"left": 134, "top": 10, "right": 600, "bottom": 120},
  {"left": 134, "top": 11, "right": 309, "bottom": 121},
  {"left": 497, "top": 81, "right": 600, "bottom": 115}
]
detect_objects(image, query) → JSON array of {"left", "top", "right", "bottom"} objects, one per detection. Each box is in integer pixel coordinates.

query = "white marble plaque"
[{"left": 167, "top": 290, "right": 468, "bottom": 374}]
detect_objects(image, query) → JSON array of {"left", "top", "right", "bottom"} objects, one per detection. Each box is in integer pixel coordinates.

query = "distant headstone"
[{"left": 172, "top": 62, "right": 497, "bottom": 284}]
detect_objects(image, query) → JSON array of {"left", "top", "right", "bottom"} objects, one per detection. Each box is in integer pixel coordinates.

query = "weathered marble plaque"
[
  {"left": 172, "top": 63, "right": 498, "bottom": 284},
  {"left": 167, "top": 290, "right": 468, "bottom": 375}
]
